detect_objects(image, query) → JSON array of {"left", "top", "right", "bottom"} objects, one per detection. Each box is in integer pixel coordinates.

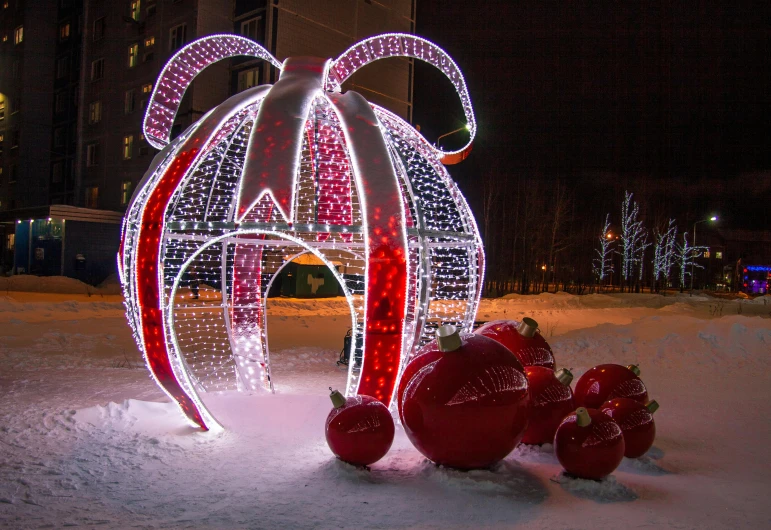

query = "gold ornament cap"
[
  {"left": 627, "top": 364, "right": 641, "bottom": 376},
  {"left": 329, "top": 387, "right": 346, "bottom": 409},
  {"left": 436, "top": 324, "right": 462, "bottom": 352},
  {"left": 518, "top": 317, "right": 538, "bottom": 338},
  {"left": 575, "top": 407, "right": 592, "bottom": 427},
  {"left": 555, "top": 368, "right": 573, "bottom": 386}
]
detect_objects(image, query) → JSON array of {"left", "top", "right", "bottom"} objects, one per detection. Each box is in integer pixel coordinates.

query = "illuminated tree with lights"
[
  {"left": 618, "top": 191, "right": 648, "bottom": 292},
  {"left": 118, "top": 34, "right": 484, "bottom": 431},
  {"left": 652, "top": 218, "right": 677, "bottom": 292}
]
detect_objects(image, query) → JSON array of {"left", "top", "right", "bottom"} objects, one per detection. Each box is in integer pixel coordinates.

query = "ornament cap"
[
  {"left": 575, "top": 407, "right": 592, "bottom": 427},
  {"left": 555, "top": 368, "right": 574, "bottom": 386},
  {"left": 329, "top": 387, "right": 346, "bottom": 409},
  {"left": 627, "top": 364, "right": 641, "bottom": 376},
  {"left": 518, "top": 317, "right": 538, "bottom": 338},
  {"left": 436, "top": 324, "right": 462, "bottom": 352},
  {"left": 646, "top": 400, "right": 659, "bottom": 414}
]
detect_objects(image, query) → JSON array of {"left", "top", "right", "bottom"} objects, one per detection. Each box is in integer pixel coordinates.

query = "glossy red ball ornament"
[
  {"left": 554, "top": 407, "right": 625, "bottom": 480},
  {"left": 325, "top": 388, "right": 395, "bottom": 466},
  {"left": 573, "top": 363, "right": 648, "bottom": 409},
  {"left": 398, "top": 325, "right": 530, "bottom": 470},
  {"left": 521, "top": 367, "right": 576, "bottom": 445},
  {"left": 474, "top": 318, "right": 556, "bottom": 369},
  {"left": 601, "top": 398, "right": 659, "bottom": 458}
]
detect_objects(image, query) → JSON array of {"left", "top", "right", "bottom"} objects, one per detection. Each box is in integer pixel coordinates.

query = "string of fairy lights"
[{"left": 120, "top": 34, "right": 484, "bottom": 430}]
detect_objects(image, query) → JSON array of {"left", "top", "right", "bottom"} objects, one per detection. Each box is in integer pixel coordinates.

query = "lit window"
[
  {"left": 124, "top": 89, "right": 136, "bottom": 114},
  {"left": 716, "top": 251, "right": 723, "bottom": 260},
  {"left": 128, "top": 43, "right": 139, "bottom": 67},
  {"left": 704, "top": 250, "right": 710, "bottom": 258},
  {"left": 240, "top": 17, "right": 262, "bottom": 40},
  {"left": 85, "top": 186, "right": 99, "bottom": 208},
  {"left": 141, "top": 83, "right": 153, "bottom": 94},
  {"left": 121, "top": 180, "right": 133, "bottom": 205},
  {"left": 237, "top": 68, "right": 259, "bottom": 92},
  {"left": 2, "top": 34, "right": 7, "bottom": 42},
  {"left": 88, "top": 100, "right": 102, "bottom": 124},
  {"left": 14, "top": 26, "right": 23, "bottom": 45},
  {"left": 60, "top": 23, "right": 70, "bottom": 40},
  {"left": 3, "top": 2, "right": 8, "bottom": 9},
  {"left": 86, "top": 143, "right": 99, "bottom": 166},
  {"left": 6, "top": 234, "right": 14, "bottom": 252},
  {"left": 169, "top": 24, "right": 187, "bottom": 51},
  {"left": 93, "top": 17, "right": 105, "bottom": 41},
  {"left": 145, "top": 36, "right": 155, "bottom": 47},
  {"left": 130, "top": 0, "right": 141, "bottom": 21},
  {"left": 0, "top": 99, "right": 4, "bottom": 120},
  {"left": 91, "top": 58, "right": 104, "bottom": 81},
  {"left": 122, "top": 135, "right": 134, "bottom": 160}
]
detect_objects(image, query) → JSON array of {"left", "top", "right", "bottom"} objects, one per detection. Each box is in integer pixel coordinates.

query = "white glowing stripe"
[
  {"left": 329, "top": 33, "right": 476, "bottom": 159},
  {"left": 143, "top": 34, "right": 281, "bottom": 149},
  {"left": 323, "top": 93, "right": 369, "bottom": 396}
]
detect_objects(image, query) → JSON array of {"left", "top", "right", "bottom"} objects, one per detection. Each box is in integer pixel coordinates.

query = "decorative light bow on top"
[{"left": 119, "top": 33, "right": 484, "bottom": 431}]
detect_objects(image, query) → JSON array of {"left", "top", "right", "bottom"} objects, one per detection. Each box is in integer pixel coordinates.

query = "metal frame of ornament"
[{"left": 119, "top": 33, "right": 484, "bottom": 431}]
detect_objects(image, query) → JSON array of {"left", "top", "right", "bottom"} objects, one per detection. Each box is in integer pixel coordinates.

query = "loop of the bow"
[
  {"left": 328, "top": 33, "right": 476, "bottom": 165},
  {"left": 143, "top": 34, "right": 282, "bottom": 149}
]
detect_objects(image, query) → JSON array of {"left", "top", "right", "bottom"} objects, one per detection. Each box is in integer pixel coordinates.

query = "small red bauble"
[
  {"left": 474, "top": 318, "right": 556, "bottom": 369},
  {"left": 601, "top": 398, "right": 659, "bottom": 458},
  {"left": 554, "top": 407, "right": 625, "bottom": 480},
  {"left": 573, "top": 363, "right": 648, "bottom": 409},
  {"left": 398, "top": 325, "right": 530, "bottom": 470},
  {"left": 325, "top": 388, "right": 395, "bottom": 466},
  {"left": 521, "top": 367, "right": 575, "bottom": 445}
]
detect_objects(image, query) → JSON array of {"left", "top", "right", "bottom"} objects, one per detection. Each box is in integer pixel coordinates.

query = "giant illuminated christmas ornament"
[{"left": 118, "top": 34, "right": 483, "bottom": 431}]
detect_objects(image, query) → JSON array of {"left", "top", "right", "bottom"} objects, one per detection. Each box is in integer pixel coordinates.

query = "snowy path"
[{"left": 1, "top": 292, "right": 770, "bottom": 528}]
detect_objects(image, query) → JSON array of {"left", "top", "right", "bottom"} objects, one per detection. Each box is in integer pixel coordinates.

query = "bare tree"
[
  {"left": 652, "top": 218, "right": 677, "bottom": 292},
  {"left": 618, "top": 191, "right": 647, "bottom": 292},
  {"left": 592, "top": 214, "right": 614, "bottom": 291},
  {"left": 676, "top": 232, "right": 707, "bottom": 292}
]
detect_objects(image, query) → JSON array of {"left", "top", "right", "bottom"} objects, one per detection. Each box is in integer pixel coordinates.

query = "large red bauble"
[
  {"left": 600, "top": 398, "right": 658, "bottom": 458},
  {"left": 398, "top": 327, "right": 530, "bottom": 470},
  {"left": 325, "top": 394, "right": 395, "bottom": 466},
  {"left": 573, "top": 364, "right": 648, "bottom": 409},
  {"left": 554, "top": 408, "right": 625, "bottom": 480},
  {"left": 474, "top": 319, "right": 556, "bottom": 369},
  {"left": 521, "top": 366, "right": 575, "bottom": 445}
]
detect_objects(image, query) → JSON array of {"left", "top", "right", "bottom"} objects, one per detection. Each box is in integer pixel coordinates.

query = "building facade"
[{"left": 0, "top": 0, "right": 415, "bottom": 280}]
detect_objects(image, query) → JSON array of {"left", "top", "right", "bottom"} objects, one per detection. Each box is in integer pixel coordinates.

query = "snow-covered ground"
[{"left": 1, "top": 287, "right": 770, "bottom": 528}]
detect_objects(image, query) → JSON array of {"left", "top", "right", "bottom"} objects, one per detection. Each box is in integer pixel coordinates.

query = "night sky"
[{"left": 413, "top": 1, "right": 771, "bottom": 229}]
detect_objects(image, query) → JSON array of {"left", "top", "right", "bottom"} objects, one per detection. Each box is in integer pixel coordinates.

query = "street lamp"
[
  {"left": 435, "top": 123, "right": 471, "bottom": 148},
  {"left": 690, "top": 215, "right": 718, "bottom": 294}
]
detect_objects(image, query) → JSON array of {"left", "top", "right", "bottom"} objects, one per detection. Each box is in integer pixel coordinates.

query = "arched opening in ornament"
[
  {"left": 261, "top": 248, "right": 365, "bottom": 394},
  {"left": 167, "top": 232, "right": 365, "bottom": 407}
]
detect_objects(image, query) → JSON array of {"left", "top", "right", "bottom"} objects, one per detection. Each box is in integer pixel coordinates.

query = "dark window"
[
  {"left": 93, "top": 17, "right": 105, "bottom": 41},
  {"left": 169, "top": 24, "right": 187, "bottom": 51},
  {"left": 55, "top": 92, "right": 67, "bottom": 113},
  {"left": 91, "top": 58, "right": 104, "bottom": 81},
  {"left": 86, "top": 143, "right": 99, "bottom": 166},
  {"left": 53, "top": 127, "right": 65, "bottom": 148},
  {"left": 56, "top": 56, "right": 70, "bottom": 78},
  {"left": 52, "top": 162, "right": 63, "bottom": 183},
  {"left": 124, "top": 90, "right": 136, "bottom": 114}
]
